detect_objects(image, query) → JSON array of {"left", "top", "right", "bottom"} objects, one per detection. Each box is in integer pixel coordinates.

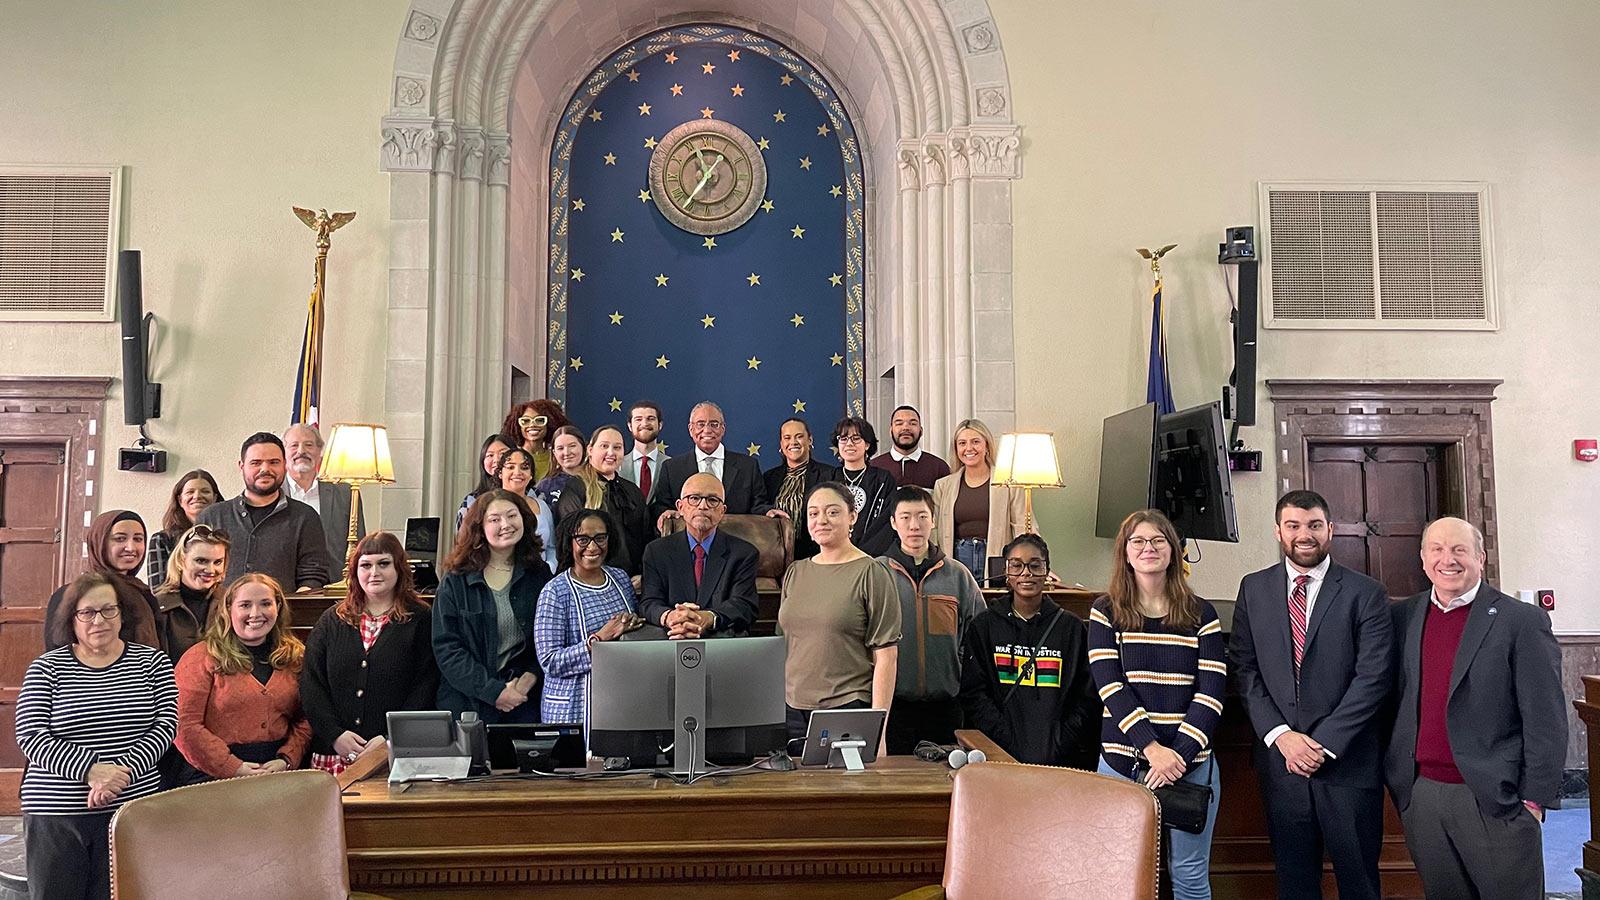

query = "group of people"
[{"left": 14, "top": 396, "right": 1565, "bottom": 900}]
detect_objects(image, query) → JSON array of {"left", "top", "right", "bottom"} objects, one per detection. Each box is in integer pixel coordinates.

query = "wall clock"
[{"left": 648, "top": 119, "right": 767, "bottom": 236}]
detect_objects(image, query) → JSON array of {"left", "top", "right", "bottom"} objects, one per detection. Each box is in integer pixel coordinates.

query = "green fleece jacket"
[{"left": 879, "top": 546, "right": 988, "bottom": 701}]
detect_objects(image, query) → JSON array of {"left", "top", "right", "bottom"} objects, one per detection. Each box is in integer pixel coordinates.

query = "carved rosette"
[{"left": 404, "top": 10, "right": 441, "bottom": 44}]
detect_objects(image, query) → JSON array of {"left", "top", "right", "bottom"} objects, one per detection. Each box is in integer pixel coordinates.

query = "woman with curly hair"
[{"left": 500, "top": 399, "right": 572, "bottom": 482}]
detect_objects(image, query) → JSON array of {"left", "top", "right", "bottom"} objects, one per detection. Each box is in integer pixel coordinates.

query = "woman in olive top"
[
  {"left": 931, "top": 418, "right": 1027, "bottom": 578},
  {"left": 777, "top": 482, "right": 902, "bottom": 753},
  {"left": 556, "top": 424, "right": 650, "bottom": 576},
  {"left": 152, "top": 524, "right": 230, "bottom": 663}
]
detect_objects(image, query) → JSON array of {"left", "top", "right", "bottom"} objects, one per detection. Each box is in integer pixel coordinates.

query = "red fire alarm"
[
  {"left": 1537, "top": 590, "right": 1556, "bottom": 610},
  {"left": 1577, "top": 439, "right": 1599, "bottom": 462}
]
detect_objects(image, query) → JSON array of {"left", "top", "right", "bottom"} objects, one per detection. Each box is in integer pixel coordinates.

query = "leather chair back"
[
  {"left": 668, "top": 513, "right": 792, "bottom": 591},
  {"left": 944, "top": 762, "right": 1159, "bottom": 900},
  {"left": 110, "top": 770, "right": 353, "bottom": 900}
]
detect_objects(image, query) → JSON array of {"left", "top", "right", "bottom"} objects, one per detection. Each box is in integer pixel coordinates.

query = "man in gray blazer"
[
  {"left": 1385, "top": 516, "right": 1565, "bottom": 900},
  {"left": 284, "top": 423, "right": 366, "bottom": 575},
  {"left": 620, "top": 400, "right": 668, "bottom": 507}
]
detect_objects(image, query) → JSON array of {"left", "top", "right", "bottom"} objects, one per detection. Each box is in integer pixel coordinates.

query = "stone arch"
[{"left": 379, "top": 0, "right": 1021, "bottom": 527}]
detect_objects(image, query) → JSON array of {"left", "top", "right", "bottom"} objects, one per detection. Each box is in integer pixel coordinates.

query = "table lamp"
[
  {"left": 320, "top": 422, "right": 396, "bottom": 585},
  {"left": 992, "top": 432, "right": 1063, "bottom": 534}
]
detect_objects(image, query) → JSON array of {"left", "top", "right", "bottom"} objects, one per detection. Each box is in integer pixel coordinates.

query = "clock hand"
[{"left": 687, "top": 154, "right": 724, "bottom": 202}]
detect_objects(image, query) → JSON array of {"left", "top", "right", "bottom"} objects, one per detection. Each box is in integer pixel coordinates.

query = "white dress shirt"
[
  {"left": 695, "top": 445, "right": 725, "bottom": 481},
  {"left": 1430, "top": 580, "right": 1482, "bottom": 612},
  {"left": 1263, "top": 555, "right": 1333, "bottom": 752},
  {"left": 285, "top": 475, "right": 321, "bottom": 510}
]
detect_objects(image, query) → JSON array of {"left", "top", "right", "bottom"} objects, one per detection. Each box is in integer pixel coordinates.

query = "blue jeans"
[
  {"left": 953, "top": 538, "right": 987, "bottom": 580},
  {"left": 1098, "top": 754, "right": 1220, "bottom": 900}
]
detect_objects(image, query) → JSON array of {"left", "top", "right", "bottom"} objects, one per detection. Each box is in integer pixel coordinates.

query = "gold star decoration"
[
  {"left": 702, "top": 236, "right": 717, "bottom": 249},
  {"left": 608, "top": 397, "right": 623, "bottom": 412},
  {"left": 655, "top": 354, "right": 671, "bottom": 369},
  {"left": 638, "top": 102, "right": 652, "bottom": 116},
  {"left": 702, "top": 62, "right": 716, "bottom": 74},
  {"left": 830, "top": 353, "right": 844, "bottom": 366},
  {"left": 799, "top": 156, "right": 812, "bottom": 170},
  {"left": 603, "top": 152, "right": 617, "bottom": 165},
  {"left": 608, "top": 311, "right": 624, "bottom": 325},
  {"left": 670, "top": 83, "right": 684, "bottom": 96},
  {"left": 760, "top": 199, "right": 775, "bottom": 213},
  {"left": 728, "top": 50, "right": 741, "bottom": 62},
  {"left": 700, "top": 107, "right": 715, "bottom": 119},
  {"left": 701, "top": 314, "right": 716, "bottom": 329},
  {"left": 572, "top": 198, "right": 585, "bottom": 211},
  {"left": 779, "top": 74, "right": 794, "bottom": 86},
  {"left": 747, "top": 443, "right": 761, "bottom": 457},
  {"left": 790, "top": 313, "right": 805, "bottom": 327},
  {"left": 588, "top": 109, "right": 603, "bottom": 122},
  {"left": 828, "top": 272, "right": 842, "bottom": 286},
  {"left": 643, "top": 136, "right": 658, "bottom": 149},
  {"left": 610, "top": 227, "right": 625, "bottom": 242},
  {"left": 773, "top": 110, "right": 787, "bottom": 123},
  {"left": 571, "top": 267, "right": 586, "bottom": 282},
  {"left": 817, "top": 124, "right": 830, "bottom": 136},
  {"left": 830, "top": 185, "right": 842, "bottom": 198},
  {"left": 791, "top": 225, "right": 806, "bottom": 239},
  {"left": 756, "top": 137, "right": 770, "bottom": 150},
  {"left": 792, "top": 399, "right": 807, "bottom": 413},
  {"left": 747, "top": 273, "right": 761, "bottom": 286},
  {"left": 746, "top": 356, "right": 762, "bottom": 370},
  {"left": 569, "top": 356, "right": 584, "bottom": 371},
  {"left": 730, "top": 84, "right": 745, "bottom": 97},
  {"left": 664, "top": 52, "right": 678, "bottom": 64},
  {"left": 626, "top": 69, "right": 640, "bottom": 83},
  {"left": 638, "top": 189, "right": 652, "bottom": 203},
  {"left": 654, "top": 273, "right": 669, "bottom": 287},
  {"left": 658, "top": 440, "right": 668, "bottom": 453}
]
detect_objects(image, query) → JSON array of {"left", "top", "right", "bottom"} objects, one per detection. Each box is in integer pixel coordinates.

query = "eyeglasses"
[
  {"left": 836, "top": 435, "right": 866, "bottom": 446},
  {"left": 573, "top": 533, "right": 611, "bottom": 549},
  {"left": 517, "top": 415, "right": 549, "bottom": 429},
  {"left": 681, "top": 494, "right": 725, "bottom": 508},
  {"left": 689, "top": 420, "right": 724, "bottom": 431},
  {"left": 74, "top": 606, "right": 121, "bottom": 623},
  {"left": 1126, "top": 536, "right": 1170, "bottom": 551},
  {"left": 1005, "top": 559, "right": 1049, "bottom": 576}
]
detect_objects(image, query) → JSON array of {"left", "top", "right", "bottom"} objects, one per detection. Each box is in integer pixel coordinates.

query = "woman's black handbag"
[{"left": 1130, "top": 758, "right": 1213, "bottom": 834}]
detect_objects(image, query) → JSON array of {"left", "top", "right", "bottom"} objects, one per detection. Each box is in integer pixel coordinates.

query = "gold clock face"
[{"left": 648, "top": 119, "right": 767, "bottom": 236}]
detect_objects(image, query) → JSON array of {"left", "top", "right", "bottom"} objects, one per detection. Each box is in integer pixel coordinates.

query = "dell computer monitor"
[
  {"left": 1154, "top": 402, "right": 1239, "bottom": 543},
  {"left": 1095, "top": 402, "right": 1159, "bottom": 539},
  {"left": 589, "top": 636, "right": 787, "bottom": 773}
]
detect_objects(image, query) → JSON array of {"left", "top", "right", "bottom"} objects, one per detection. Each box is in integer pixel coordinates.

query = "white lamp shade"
[
  {"left": 992, "top": 432, "right": 1063, "bottom": 488},
  {"left": 321, "top": 423, "right": 396, "bottom": 485}
]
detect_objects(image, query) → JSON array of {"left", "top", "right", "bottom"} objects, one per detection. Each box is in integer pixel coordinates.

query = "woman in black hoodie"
[{"left": 958, "top": 533, "right": 1099, "bottom": 767}]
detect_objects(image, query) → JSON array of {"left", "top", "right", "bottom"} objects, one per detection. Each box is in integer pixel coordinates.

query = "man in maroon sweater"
[
  {"left": 1384, "top": 517, "right": 1565, "bottom": 900},
  {"left": 869, "top": 406, "right": 951, "bottom": 489}
]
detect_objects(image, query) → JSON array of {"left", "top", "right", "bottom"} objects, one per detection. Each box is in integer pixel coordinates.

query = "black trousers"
[
  {"left": 886, "top": 697, "right": 963, "bottom": 755},
  {"left": 1258, "top": 768, "right": 1383, "bottom": 900},
  {"left": 23, "top": 812, "right": 114, "bottom": 900},
  {"left": 1401, "top": 777, "right": 1544, "bottom": 900}
]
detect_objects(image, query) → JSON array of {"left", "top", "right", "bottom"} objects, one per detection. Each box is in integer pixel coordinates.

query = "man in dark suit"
[
  {"left": 651, "top": 401, "right": 778, "bottom": 533},
  {"left": 638, "top": 472, "right": 760, "bottom": 637},
  {"left": 1385, "top": 516, "right": 1564, "bottom": 900},
  {"left": 762, "top": 417, "right": 832, "bottom": 560},
  {"left": 283, "top": 423, "right": 365, "bottom": 573},
  {"left": 1231, "top": 489, "right": 1394, "bottom": 900}
]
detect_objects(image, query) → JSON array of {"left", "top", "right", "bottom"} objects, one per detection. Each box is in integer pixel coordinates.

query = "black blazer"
[
  {"left": 636, "top": 531, "right": 760, "bottom": 635},
  {"left": 650, "top": 449, "right": 773, "bottom": 522},
  {"left": 299, "top": 604, "right": 439, "bottom": 755},
  {"left": 1384, "top": 583, "right": 1566, "bottom": 817},
  {"left": 762, "top": 459, "right": 833, "bottom": 559},
  {"left": 431, "top": 562, "right": 552, "bottom": 723},
  {"left": 1230, "top": 561, "right": 1394, "bottom": 786}
]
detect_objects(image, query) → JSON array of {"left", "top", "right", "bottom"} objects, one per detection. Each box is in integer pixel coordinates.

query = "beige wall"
[{"left": 5, "top": 1, "right": 1598, "bottom": 628}]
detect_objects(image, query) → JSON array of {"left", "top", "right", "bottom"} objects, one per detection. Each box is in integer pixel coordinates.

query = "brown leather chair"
[
  {"left": 897, "top": 762, "right": 1161, "bottom": 900},
  {"left": 667, "top": 512, "right": 793, "bottom": 591},
  {"left": 109, "top": 769, "right": 388, "bottom": 900}
]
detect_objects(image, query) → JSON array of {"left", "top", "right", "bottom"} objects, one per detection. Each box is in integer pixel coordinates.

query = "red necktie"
[
  {"left": 639, "top": 456, "right": 652, "bottom": 498},
  {"left": 1289, "top": 574, "right": 1310, "bottom": 674},
  {"left": 693, "top": 543, "right": 706, "bottom": 587}
]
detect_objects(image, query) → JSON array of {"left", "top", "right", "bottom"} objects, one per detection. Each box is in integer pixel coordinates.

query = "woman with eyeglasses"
[
  {"left": 556, "top": 425, "right": 650, "bottom": 576},
  {"left": 152, "top": 525, "right": 230, "bottom": 663},
  {"left": 490, "top": 446, "right": 558, "bottom": 571},
  {"left": 17, "top": 573, "right": 177, "bottom": 900},
  {"left": 500, "top": 399, "right": 571, "bottom": 483},
  {"left": 1088, "top": 509, "right": 1226, "bottom": 900},
  {"left": 44, "top": 510, "right": 161, "bottom": 654},
  {"left": 534, "top": 509, "right": 641, "bottom": 725},
  {"left": 457, "top": 434, "right": 514, "bottom": 531},
  {"left": 828, "top": 416, "right": 896, "bottom": 557},
  {"left": 778, "top": 482, "right": 902, "bottom": 753},
  {"left": 930, "top": 419, "right": 1027, "bottom": 578},
  {"left": 958, "top": 534, "right": 1098, "bottom": 767},
  {"left": 145, "top": 468, "right": 222, "bottom": 588}
]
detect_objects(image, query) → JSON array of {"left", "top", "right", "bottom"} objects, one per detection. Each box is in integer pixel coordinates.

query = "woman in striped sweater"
[
  {"left": 1088, "top": 509, "right": 1226, "bottom": 900},
  {"left": 17, "top": 573, "right": 178, "bottom": 900}
]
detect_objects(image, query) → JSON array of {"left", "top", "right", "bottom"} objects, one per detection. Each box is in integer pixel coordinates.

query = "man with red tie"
[
  {"left": 622, "top": 400, "right": 667, "bottom": 506},
  {"left": 637, "top": 472, "right": 760, "bottom": 639},
  {"left": 1230, "top": 490, "right": 1395, "bottom": 900}
]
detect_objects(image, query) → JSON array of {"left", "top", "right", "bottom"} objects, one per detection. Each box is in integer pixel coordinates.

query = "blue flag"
[{"left": 1145, "top": 280, "right": 1175, "bottom": 416}]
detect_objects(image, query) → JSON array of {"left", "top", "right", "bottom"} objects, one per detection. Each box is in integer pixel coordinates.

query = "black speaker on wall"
[
  {"left": 117, "top": 250, "right": 161, "bottom": 426},
  {"left": 1219, "top": 227, "right": 1257, "bottom": 428}
]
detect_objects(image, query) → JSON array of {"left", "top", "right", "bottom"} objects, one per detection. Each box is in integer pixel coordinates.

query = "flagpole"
[{"left": 291, "top": 207, "right": 356, "bottom": 427}]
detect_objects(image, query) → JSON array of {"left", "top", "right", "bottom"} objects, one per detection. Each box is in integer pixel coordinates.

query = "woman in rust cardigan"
[{"left": 172, "top": 574, "right": 311, "bottom": 784}]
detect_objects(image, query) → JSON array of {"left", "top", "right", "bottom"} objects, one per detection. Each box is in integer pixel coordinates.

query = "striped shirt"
[
  {"left": 1088, "top": 595, "right": 1226, "bottom": 779},
  {"left": 16, "top": 643, "right": 178, "bottom": 815}
]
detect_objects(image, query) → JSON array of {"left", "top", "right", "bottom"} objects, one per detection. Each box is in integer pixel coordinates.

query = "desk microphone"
[{"left": 948, "top": 748, "right": 986, "bottom": 770}]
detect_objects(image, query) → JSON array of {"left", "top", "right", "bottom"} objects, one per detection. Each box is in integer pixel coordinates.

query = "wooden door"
[{"left": 1307, "top": 442, "right": 1447, "bottom": 598}]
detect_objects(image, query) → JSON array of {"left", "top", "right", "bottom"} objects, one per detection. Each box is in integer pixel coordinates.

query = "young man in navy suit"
[{"left": 1231, "top": 490, "right": 1394, "bottom": 900}]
